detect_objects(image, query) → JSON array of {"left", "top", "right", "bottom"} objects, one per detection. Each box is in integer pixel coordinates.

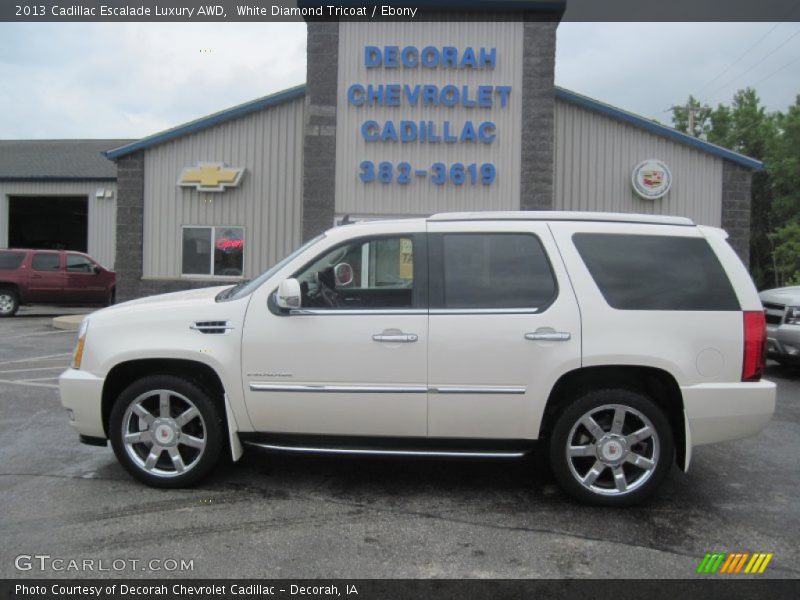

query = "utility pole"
[{"left": 669, "top": 101, "right": 708, "bottom": 138}]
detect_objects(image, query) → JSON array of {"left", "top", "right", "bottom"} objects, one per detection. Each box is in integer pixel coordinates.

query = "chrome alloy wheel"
[
  {"left": 0, "top": 293, "right": 15, "bottom": 314},
  {"left": 566, "top": 403, "right": 660, "bottom": 496},
  {"left": 121, "top": 389, "right": 207, "bottom": 478}
]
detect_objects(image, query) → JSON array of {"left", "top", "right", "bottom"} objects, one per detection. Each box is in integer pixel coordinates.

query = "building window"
[{"left": 181, "top": 226, "right": 244, "bottom": 277}]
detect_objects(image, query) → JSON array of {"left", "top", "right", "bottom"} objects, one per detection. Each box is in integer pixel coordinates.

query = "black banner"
[
  {"left": 2, "top": 0, "right": 800, "bottom": 23},
  {"left": 3, "top": 580, "right": 800, "bottom": 600}
]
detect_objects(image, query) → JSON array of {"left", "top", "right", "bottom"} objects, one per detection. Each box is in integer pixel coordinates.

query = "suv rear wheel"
[
  {"left": 109, "top": 375, "right": 223, "bottom": 488},
  {"left": 549, "top": 389, "right": 674, "bottom": 506},
  {"left": 0, "top": 287, "right": 19, "bottom": 317}
]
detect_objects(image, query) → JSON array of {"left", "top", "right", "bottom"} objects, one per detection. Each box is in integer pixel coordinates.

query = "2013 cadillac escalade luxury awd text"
[{"left": 59, "top": 212, "right": 776, "bottom": 506}]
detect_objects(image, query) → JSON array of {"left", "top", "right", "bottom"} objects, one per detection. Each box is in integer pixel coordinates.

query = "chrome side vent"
[{"left": 190, "top": 320, "right": 234, "bottom": 335}]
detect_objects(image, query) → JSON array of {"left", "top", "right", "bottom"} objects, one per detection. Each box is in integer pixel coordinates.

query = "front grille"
[
  {"left": 191, "top": 320, "right": 233, "bottom": 335},
  {"left": 765, "top": 313, "right": 783, "bottom": 325},
  {"left": 762, "top": 301, "right": 785, "bottom": 311}
]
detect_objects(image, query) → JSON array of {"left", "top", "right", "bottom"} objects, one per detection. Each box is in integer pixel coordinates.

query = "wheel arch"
[
  {"left": 101, "top": 358, "right": 242, "bottom": 460},
  {"left": 0, "top": 281, "right": 21, "bottom": 297},
  {"left": 540, "top": 365, "right": 688, "bottom": 470}
]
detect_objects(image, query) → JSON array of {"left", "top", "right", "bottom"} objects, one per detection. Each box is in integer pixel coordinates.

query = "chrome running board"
[{"left": 244, "top": 442, "right": 526, "bottom": 458}]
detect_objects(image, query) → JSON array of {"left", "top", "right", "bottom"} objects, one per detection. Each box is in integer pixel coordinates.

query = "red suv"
[{"left": 0, "top": 249, "right": 116, "bottom": 317}]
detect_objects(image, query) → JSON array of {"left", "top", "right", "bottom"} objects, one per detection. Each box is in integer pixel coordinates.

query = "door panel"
[
  {"left": 426, "top": 221, "right": 582, "bottom": 440},
  {"left": 27, "top": 253, "right": 64, "bottom": 302},
  {"left": 241, "top": 312, "right": 428, "bottom": 436},
  {"left": 240, "top": 229, "right": 428, "bottom": 437},
  {"left": 65, "top": 254, "right": 105, "bottom": 302}
]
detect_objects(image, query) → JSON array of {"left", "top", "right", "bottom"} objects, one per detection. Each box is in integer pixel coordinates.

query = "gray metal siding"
[
  {"left": 0, "top": 181, "right": 117, "bottom": 268},
  {"left": 142, "top": 96, "right": 304, "bottom": 279},
  {"left": 554, "top": 99, "right": 723, "bottom": 226},
  {"left": 335, "top": 21, "right": 524, "bottom": 217}
]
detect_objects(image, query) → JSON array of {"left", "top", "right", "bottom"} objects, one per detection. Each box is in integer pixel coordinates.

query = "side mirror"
[
  {"left": 275, "top": 278, "right": 302, "bottom": 310},
  {"left": 334, "top": 262, "right": 354, "bottom": 287},
  {"left": 93, "top": 265, "right": 101, "bottom": 275}
]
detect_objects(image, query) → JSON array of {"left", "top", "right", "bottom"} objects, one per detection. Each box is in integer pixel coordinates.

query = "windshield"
[{"left": 218, "top": 233, "right": 326, "bottom": 301}]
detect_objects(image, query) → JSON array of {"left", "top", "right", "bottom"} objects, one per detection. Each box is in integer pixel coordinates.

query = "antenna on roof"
[{"left": 337, "top": 214, "right": 354, "bottom": 226}]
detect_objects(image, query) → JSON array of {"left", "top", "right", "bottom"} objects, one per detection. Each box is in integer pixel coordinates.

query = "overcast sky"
[{"left": 0, "top": 21, "right": 798, "bottom": 139}]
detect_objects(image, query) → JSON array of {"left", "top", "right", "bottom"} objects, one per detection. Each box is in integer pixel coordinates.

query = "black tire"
[
  {"left": 0, "top": 287, "right": 20, "bottom": 317},
  {"left": 548, "top": 388, "right": 674, "bottom": 507},
  {"left": 109, "top": 374, "right": 223, "bottom": 488},
  {"left": 104, "top": 287, "right": 116, "bottom": 307}
]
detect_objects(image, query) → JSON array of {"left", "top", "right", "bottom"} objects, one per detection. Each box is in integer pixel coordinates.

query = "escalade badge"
[{"left": 178, "top": 162, "right": 245, "bottom": 192}]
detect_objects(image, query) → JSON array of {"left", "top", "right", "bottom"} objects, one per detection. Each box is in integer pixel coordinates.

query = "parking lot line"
[
  {"left": 0, "top": 378, "right": 59, "bottom": 389},
  {"left": 0, "top": 352, "right": 72, "bottom": 366},
  {"left": 0, "top": 366, "right": 69, "bottom": 374},
  {"left": 5, "top": 330, "right": 75, "bottom": 341}
]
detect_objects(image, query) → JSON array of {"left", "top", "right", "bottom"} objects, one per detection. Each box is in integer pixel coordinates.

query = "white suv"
[{"left": 59, "top": 212, "right": 775, "bottom": 506}]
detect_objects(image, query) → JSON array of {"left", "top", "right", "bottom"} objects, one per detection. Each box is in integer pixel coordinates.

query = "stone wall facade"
[
  {"left": 520, "top": 20, "right": 557, "bottom": 211},
  {"left": 721, "top": 160, "right": 753, "bottom": 267},
  {"left": 302, "top": 22, "right": 339, "bottom": 242}
]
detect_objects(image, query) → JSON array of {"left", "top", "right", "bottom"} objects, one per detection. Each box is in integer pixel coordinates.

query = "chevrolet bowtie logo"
[{"left": 178, "top": 162, "right": 245, "bottom": 192}]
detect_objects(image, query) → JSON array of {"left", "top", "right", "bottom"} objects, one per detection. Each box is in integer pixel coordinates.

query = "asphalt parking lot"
[{"left": 1, "top": 312, "right": 799, "bottom": 580}]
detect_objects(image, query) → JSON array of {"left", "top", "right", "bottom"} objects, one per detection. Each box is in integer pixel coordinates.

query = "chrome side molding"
[
  {"left": 429, "top": 385, "right": 526, "bottom": 395},
  {"left": 249, "top": 383, "right": 526, "bottom": 395},
  {"left": 249, "top": 383, "right": 428, "bottom": 393}
]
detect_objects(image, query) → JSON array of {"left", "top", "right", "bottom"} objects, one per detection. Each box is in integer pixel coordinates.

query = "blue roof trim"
[
  {"left": 554, "top": 87, "right": 763, "bottom": 171},
  {"left": 104, "top": 84, "right": 307, "bottom": 160}
]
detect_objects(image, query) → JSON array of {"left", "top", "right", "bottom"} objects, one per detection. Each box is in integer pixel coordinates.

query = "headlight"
[
  {"left": 71, "top": 318, "right": 90, "bottom": 369},
  {"left": 786, "top": 306, "right": 800, "bottom": 326}
]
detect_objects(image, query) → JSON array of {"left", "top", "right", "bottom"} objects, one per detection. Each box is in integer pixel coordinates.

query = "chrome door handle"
[
  {"left": 525, "top": 331, "right": 571, "bottom": 342},
  {"left": 372, "top": 333, "right": 418, "bottom": 343}
]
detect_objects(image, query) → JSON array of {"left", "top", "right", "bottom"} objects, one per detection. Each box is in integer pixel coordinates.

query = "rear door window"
[
  {"left": 0, "top": 251, "right": 24, "bottom": 270},
  {"left": 572, "top": 233, "right": 739, "bottom": 311},
  {"left": 31, "top": 253, "right": 61, "bottom": 271},
  {"left": 433, "top": 233, "right": 557, "bottom": 310}
]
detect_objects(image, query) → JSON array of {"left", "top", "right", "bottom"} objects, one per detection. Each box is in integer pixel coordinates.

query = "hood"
[
  {"left": 93, "top": 286, "right": 231, "bottom": 318},
  {"left": 759, "top": 286, "right": 800, "bottom": 306}
]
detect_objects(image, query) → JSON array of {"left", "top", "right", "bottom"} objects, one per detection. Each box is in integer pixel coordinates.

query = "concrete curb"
[{"left": 52, "top": 314, "right": 88, "bottom": 331}]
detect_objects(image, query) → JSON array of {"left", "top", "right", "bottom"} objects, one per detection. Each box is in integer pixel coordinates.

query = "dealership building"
[{"left": 1, "top": 5, "right": 763, "bottom": 300}]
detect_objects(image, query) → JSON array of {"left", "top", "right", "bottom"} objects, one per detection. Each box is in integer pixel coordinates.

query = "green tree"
[
  {"left": 768, "top": 95, "right": 800, "bottom": 226},
  {"left": 672, "top": 88, "right": 789, "bottom": 289},
  {"left": 769, "top": 221, "right": 800, "bottom": 286}
]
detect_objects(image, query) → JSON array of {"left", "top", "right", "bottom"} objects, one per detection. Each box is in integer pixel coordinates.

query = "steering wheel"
[{"left": 315, "top": 268, "right": 341, "bottom": 308}]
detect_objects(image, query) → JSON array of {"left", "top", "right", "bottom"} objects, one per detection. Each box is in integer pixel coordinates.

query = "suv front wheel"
[
  {"left": 109, "top": 375, "right": 223, "bottom": 488},
  {"left": 549, "top": 389, "right": 674, "bottom": 506}
]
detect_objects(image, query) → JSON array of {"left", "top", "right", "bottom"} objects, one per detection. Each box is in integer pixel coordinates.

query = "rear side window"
[
  {"left": 31, "top": 253, "right": 60, "bottom": 271},
  {"left": 0, "top": 251, "right": 24, "bottom": 270},
  {"left": 573, "top": 233, "right": 740, "bottom": 311},
  {"left": 438, "top": 233, "right": 557, "bottom": 309}
]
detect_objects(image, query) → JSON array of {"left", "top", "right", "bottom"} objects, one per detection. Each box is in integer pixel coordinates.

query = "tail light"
[{"left": 742, "top": 311, "right": 766, "bottom": 382}]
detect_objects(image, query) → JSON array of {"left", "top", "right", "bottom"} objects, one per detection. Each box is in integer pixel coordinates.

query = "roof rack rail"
[{"left": 427, "top": 211, "right": 695, "bottom": 226}]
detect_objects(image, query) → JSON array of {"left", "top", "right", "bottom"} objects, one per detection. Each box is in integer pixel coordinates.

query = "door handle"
[
  {"left": 525, "top": 331, "right": 571, "bottom": 342},
  {"left": 372, "top": 333, "right": 418, "bottom": 343}
]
